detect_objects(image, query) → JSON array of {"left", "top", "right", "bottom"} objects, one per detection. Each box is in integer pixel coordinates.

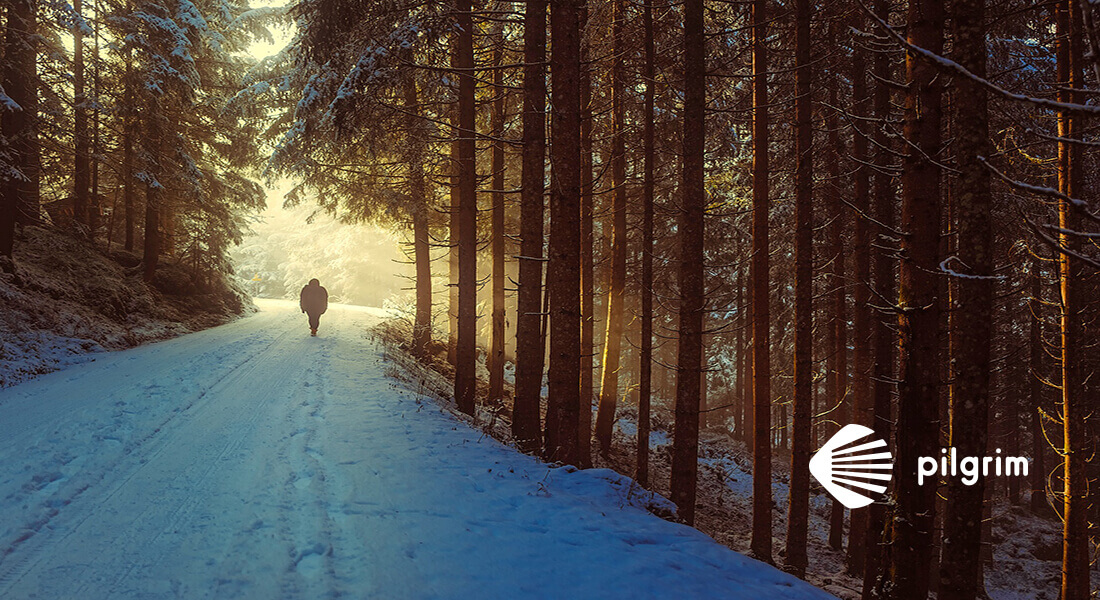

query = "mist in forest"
[{"left": 230, "top": 185, "right": 412, "bottom": 309}]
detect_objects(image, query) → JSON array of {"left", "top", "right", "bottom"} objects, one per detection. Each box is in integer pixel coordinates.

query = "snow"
[
  {"left": 0, "top": 85, "right": 20, "bottom": 112},
  {"left": 614, "top": 418, "right": 672, "bottom": 448},
  {"left": 939, "top": 255, "right": 1007, "bottom": 280},
  {"left": 0, "top": 227, "right": 250, "bottom": 388},
  {"left": 0, "top": 299, "right": 834, "bottom": 599}
]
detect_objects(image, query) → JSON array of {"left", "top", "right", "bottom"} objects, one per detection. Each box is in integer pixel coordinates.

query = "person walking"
[{"left": 299, "top": 278, "right": 328, "bottom": 336}]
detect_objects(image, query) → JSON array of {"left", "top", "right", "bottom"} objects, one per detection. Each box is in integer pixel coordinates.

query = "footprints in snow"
[{"left": 293, "top": 542, "right": 331, "bottom": 579}]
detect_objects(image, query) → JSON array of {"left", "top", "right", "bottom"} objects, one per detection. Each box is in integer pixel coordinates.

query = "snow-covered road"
[{"left": 0, "top": 299, "right": 833, "bottom": 599}]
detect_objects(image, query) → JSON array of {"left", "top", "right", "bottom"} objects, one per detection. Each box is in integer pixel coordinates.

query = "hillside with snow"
[{"left": 0, "top": 226, "right": 252, "bottom": 387}]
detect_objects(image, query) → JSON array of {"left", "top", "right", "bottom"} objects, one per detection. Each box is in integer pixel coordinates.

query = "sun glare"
[{"left": 244, "top": 0, "right": 294, "bottom": 62}]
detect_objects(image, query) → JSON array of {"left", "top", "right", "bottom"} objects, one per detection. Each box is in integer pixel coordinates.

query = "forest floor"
[
  {"left": 0, "top": 225, "right": 252, "bottom": 388},
  {"left": 0, "top": 299, "right": 832, "bottom": 599},
  {"left": 376, "top": 322, "right": 1087, "bottom": 600}
]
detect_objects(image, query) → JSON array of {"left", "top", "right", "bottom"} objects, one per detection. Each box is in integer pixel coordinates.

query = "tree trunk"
[
  {"left": 743, "top": 265, "right": 754, "bottom": 444},
  {"left": 74, "top": 0, "right": 91, "bottom": 234},
  {"left": 123, "top": 33, "right": 135, "bottom": 252},
  {"left": 90, "top": 0, "right": 101, "bottom": 242},
  {"left": 883, "top": 0, "right": 945, "bottom": 595},
  {"left": 864, "top": 141, "right": 897, "bottom": 598},
  {"left": 405, "top": 75, "right": 431, "bottom": 359},
  {"left": 671, "top": 0, "right": 705, "bottom": 527},
  {"left": 699, "top": 343, "right": 708, "bottom": 431},
  {"left": 449, "top": 132, "right": 459, "bottom": 367},
  {"left": 847, "top": 8, "right": 874, "bottom": 573},
  {"left": 784, "top": 0, "right": 813, "bottom": 576},
  {"left": 1029, "top": 263, "right": 1047, "bottom": 515},
  {"left": 513, "top": 0, "right": 547, "bottom": 453},
  {"left": 637, "top": 0, "right": 655, "bottom": 488},
  {"left": 750, "top": 0, "right": 772, "bottom": 561},
  {"left": 142, "top": 100, "right": 162, "bottom": 283},
  {"left": 453, "top": 0, "right": 478, "bottom": 416},
  {"left": 578, "top": 0, "right": 594, "bottom": 469},
  {"left": 544, "top": 0, "right": 583, "bottom": 465},
  {"left": 594, "top": 0, "right": 628, "bottom": 457},
  {"left": 939, "top": 0, "right": 992, "bottom": 595},
  {"left": 489, "top": 25, "right": 506, "bottom": 404},
  {"left": 90, "top": 0, "right": 102, "bottom": 241},
  {"left": 860, "top": 2, "right": 898, "bottom": 593},
  {"left": 1, "top": 0, "right": 38, "bottom": 261},
  {"left": 825, "top": 12, "right": 848, "bottom": 554},
  {"left": 735, "top": 265, "right": 746, "bottom": 443},
  {"left": 1057, "top": 1, "right": 1089, "bottom": 597},
  {"left": 412, "top": 208, "right": 432, "bottom": 357}
]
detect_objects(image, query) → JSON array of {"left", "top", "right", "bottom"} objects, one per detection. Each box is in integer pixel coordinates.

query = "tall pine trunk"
[
  {"left": 405, "top": 75, "right": 432, "bottom": 359},
  {"left": 939, "top": 0, "right": 992, "bottom": 595},
  {"left": 412, "top": 209, "right": 432, "bottom": 357},
  {"left": 784, "top": 0, "right": 813, "bottom": 576},
  {"left": 860, "top": 1, "right": 897, "bottom": 592},
  {"left": 142, "top": 99, "right": 162, "bottom": 283},
  {"left": 449, "top": 133, "right": 459, "bottom": 367},
  {"left": 544, "top": 0, "right": 583, "bottom": 465},
  {"left": 578, "top": 0, "right": 594, "bottom": 469},
  {"left": 847, "top": 6, "right": 873, "bottom": 573},
  {"left": 1056, "top": 0, "right": 1089, "bottom": 596},
  {"left": 90, "top": 0, "right": 101, "bottom": 242},
  {"left": 453, "top": 0, "right": 478, "bottom": 416},
  {"left": 750, "top": 0, "right": 773, "bottom": 562},
  {"left": 826, "top": 13, "right": 848, "bottom": 552},
  {"left": 636, "top": 0, "right": 655, "bottom": 488},
  {"left": 1, "top": 0, "right": 38, "bottom": 261},
  {"left": 671, "top": 0, "right": 705, "bottom": 527},
  {"left": 594, "top": 0, "right": 628, "bottom": 456},
  {"left": 74, "top": 0, "right": 91, "bottom": 233},
  {"left": 489, "top": 25, "right": 507, "bottom": 404},
  {"left": 513, "top": 0, "right": 547, "bottom": 453},
  {"left": 1029, "top": 263, "right": 1047, "bottom": 515},
  {"left": 883, "top": 0, "right": 944, "bottom": 596},
  {"left": 123, "top": 32, "right": 135, "bottom": 252},
  {"left": 741, "top": 263, "right": 753, "bottom": 443},
  {"left": 734, "top": 264, "right": 745, "bottom": 442}
]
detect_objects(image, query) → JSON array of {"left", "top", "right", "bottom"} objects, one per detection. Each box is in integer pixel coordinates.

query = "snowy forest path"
[{"left": 0, "top": 299, "right": 834, "bottom": 599}]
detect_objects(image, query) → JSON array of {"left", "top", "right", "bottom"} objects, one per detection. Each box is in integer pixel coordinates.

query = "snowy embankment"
[
  {"left": 0, "top": 299, "right": 833, "bottom": 599},
  {"left": 0, "top": 226, "right": 251, "bottom": 388}
]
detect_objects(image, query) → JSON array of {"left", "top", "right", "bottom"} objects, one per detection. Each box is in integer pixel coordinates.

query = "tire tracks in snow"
[
  {"left": 100, "top": 332, "right": 302, "bottom": 599},
  {"left": 0, "top": 313, "right": 302, "bottom": 596}
]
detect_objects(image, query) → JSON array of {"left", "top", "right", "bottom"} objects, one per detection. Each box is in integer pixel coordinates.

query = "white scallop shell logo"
[{"left": 810, "top": 424, "right": 893, "bottom": 509}]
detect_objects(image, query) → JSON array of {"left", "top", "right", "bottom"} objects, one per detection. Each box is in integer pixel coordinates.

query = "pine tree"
[
  {"left": 861, "top": 1, "right": 898, "bottom": 592},
  {"left": 750, "top": 0, "right": 773, "bottom": 562},
  {"left": 939, "top": 0, "right": 993, "bottom": 594},
  {"left": 488, "top": 22, "right": 506, "bottom": 404},
  {"left": 784, "top": 0, "right": 814, "bottom": 576},
  {"left": 671, "top": 0, "right": 705, "bottom": 527},
  {"left": 636, "top": 0, "right": 655, "bottom": 488},
  {"left": 577, "top": 0, "right": 594, "bottom": 470},
  {"left": 1056, "top": 0, "right": 1089, "bottom": 596},
  {"left": 594, "top": 0, "right": 628, "bottom": 456},
  {"left": 824, "top": 11, "right": 848, "bottom": 554},
  {"left": 452, "top": 0, "right": 478, "bottom": 416},
  {"left": 544, "top": 0, "right": 582, "bottom": 465},
  {"left": 1, "top": 0, "right": 39, "bottom": 264},
  {"left": 846, "top": 2, "right": 874, "bottom": 573},
  {"left": 883, "top": 0, "right": 945, "bottom": 596},
  {"left": 74, "top": 0, "right": 92, "bottom": 234},
  {"left": 513, "top": 0, "right": 547, "bottom": 453}
]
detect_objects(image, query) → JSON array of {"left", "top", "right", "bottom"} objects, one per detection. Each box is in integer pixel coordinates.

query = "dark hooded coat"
[{"left": 300, "top": 279, "right": 328, "bottom": 315}]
